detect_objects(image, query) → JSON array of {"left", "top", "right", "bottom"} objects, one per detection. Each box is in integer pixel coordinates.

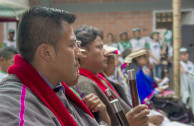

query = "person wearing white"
[
  {"left": 0, "top": 47, "right": 17, "bottom": 81},
  {"left": 129, "top": 28, "right": 150, "bottom": 52},
  {"left": 180, "top": 47, "right": 194, "bottom": 74},
  {"left": 180, "top": 47, "right": 194, "bottom": 117},
  {"left": 2, "top": 29, "right": 16, "bottom": 49},
  {"left": 149, "top": 32, "right": 162, "bottom": 78},
  {"left": 105, "top": 33, "right": 117, "bottom": 48}
]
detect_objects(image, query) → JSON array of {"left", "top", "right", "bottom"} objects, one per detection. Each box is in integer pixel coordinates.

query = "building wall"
[
  {"left": 74, "top": 11, "right": 152, "bottom": 42},
  {"left": 29, "top": 0, "right": 194, "bottom": 42}
]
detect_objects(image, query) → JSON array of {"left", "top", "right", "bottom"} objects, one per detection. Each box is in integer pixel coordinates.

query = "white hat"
[
  {"left": 124, "top": 56, "right": 132, "bottom": 63},
  {"left": 103, "top": 45, "right": 120, "bottom": 55},
  {"left": 124, "top": 49, "right": 147, "bottom": 63},
  {"left": 180, "top": 47, "right": 188, "bottom": 53}
]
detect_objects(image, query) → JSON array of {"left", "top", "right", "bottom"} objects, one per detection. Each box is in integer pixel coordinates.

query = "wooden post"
[{"left": 172, "top": 0, "right": 181, "bottom": 97}]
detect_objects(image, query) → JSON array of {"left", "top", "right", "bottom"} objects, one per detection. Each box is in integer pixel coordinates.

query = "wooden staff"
[
  {"left": 173, "top": 0, "right": 181, "bottom": 98},
  {"left": 105, "top": 89, "right": 129, "bottom": 126},
  {"left": 127, "top": 69, "right": 139, "bottom": 108},
  {"left": 110, "top": 99, "right": 129, "bottom": 126}
]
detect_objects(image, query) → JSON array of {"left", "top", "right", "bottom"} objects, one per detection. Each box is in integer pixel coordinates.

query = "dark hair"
[
  {"left": 126, "top": 59, "right": 139, "bottom": 72},
  {"left": 107, "top": 33, "right": 115, "bottom": 42},
  {"left": 74, "top": 25, "right": 103, "bottom": 47},
  {"left": 17, "top": 6, "right": 76, "bottom": 62},
  {"left": 122, "top": 49, "right": 131, "bottom": 59},
  {"left": 0, "top": 47, "right": 18, "bottom": 60},
  {"left": 119, "top": 31, "right": 128, "bottom": 38}
]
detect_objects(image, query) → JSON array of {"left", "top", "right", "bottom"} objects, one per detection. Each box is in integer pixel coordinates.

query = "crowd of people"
[{"left": 0, "top": 6, "right": 193, "bottom": 126}]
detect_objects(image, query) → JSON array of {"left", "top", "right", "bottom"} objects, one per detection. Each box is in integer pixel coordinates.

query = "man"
[
  {"left": 75, "top": 25, "right": 150, "bottom": 126},
  {"left": 149, "top": 31, "right": 162, "bottom": 78},
  {"left": 117, "top": 31, "right": 130, "bottom": 54},
  {"left": 0, "top": 7, "right": 109, "bottom": 126},
  {"left": 0, "top": 47, "right": 17, "bottom": 80},
  {"left": 180, "top": 47, "right": 194, "bottom": 74},
  {"left": 129, "top": 28, "right": 150, "bottom": 52},
  {"left": 2, "top": 28, "right": 16, "bottom": 48}
]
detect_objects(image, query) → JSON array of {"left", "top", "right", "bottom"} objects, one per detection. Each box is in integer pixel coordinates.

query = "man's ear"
[{"left": 36, "top": 43, "right": 56, "bottom": 62}]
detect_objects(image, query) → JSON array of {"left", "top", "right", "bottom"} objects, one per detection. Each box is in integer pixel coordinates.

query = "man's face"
[
  {"left": 9, "top": 33, "right": 14, "bottom": 39},
  {"left": 133, "top": 31, "right": 141, "bottom": 39},
  {"left": 85, "top": 36, "right": 108, "bottom": 74},
  {"left": 104, "top": 55, "right": 115, "bottom": 76},
  {"left": 107, "top": 34, "right": 113, "bottom": 42},
  {"left": 152, "top": 33, "right": 159, "bottom": 41},
  {"left": 0, "top": 55, "right": 15, "bottom": 73},
  {"left": 121, "top": 34, "right": 128, "bottom": 41},
  {"left": 180, "top": 52, "right": 189, "bottom": 62},
  {"left": 52, "top": 22, "right": 81, "bottom": 85}
]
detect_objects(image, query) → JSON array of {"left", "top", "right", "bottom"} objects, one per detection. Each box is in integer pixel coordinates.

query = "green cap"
[
  {"left": 132, "top": 27, "right": 140, "bottom": 32},
  {"left": 150, "top": 31, "right": 159, "bottom": 39},
  {"left": 8, "top": 29, "right": 15, "bottom": 33}
]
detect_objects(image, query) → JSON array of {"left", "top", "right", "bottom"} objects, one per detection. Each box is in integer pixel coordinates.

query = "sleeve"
[
  {"left": 117, "top": 43, "right": 120, "bottom": 50},
  {"left": 128, "top": 41, "right": 132, "bottom": 49},
  {"left": 0, "top": 85, "right": 36, "bottom": 126},
  {"left": 1, "top": 42, "right": 7, "bottom": 48},
  {"left": 0, "top": 82, "right": 59, "bottom": 126},
  {"left": 145, "top": 42, "right": 150, "bottom": 50}
]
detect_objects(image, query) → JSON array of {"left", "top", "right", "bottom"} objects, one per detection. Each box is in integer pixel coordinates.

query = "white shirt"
[
  {"left": 105, "top": 43, "right": 117, "bottom": 48},
  {"left": 180, "top": 60, "right": 194, "bottom": 74},
  {"left": 149, "top": 40, "right": 161, "bottom": 64},
  {"left": 130, "top": 38, "right": 148, "bottom": 51},
  {"left": 2, "top": 39, "right": 16, "bottom": 48}
]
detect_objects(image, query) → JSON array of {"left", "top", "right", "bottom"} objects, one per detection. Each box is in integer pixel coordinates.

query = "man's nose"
[{"left": 103, "top": 49, "right": 108, "bottom": 57}]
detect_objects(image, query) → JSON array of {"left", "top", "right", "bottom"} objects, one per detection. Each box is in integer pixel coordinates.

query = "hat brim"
[{"left": 129, "top": 49, "right": 147, "bottom": 59}]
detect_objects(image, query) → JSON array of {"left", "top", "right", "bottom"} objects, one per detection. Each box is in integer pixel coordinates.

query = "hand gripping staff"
[{"left": 105, "top": 89, "right": 129, "bottom": 126}]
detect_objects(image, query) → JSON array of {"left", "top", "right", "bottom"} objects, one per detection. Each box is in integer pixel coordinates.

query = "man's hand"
[
  {"left": 126, "top": 104, "right": 150, "bottom": 126},
  {"left": 84, "top": 93, "right": 111, "bottom": 126},
  {"left": 156, "top": 60, "right": 160, "bottom": 65},
  {"left": 84, "top": 93, "right": 106, "bottom": 113},
  {"left": 149, "top": 115, "right": 164, "bottom": 125}
]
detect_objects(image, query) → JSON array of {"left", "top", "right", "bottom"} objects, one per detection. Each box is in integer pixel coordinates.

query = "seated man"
[
  {"left": 0, "top": 6, "right": 109, "bottom": 126},
  {"left": 75, "top": 25, "right": 150, "bottom": 126},
  {"left": 0, "top": 47, "right": 17, "bottom": 81},
  {"left": 100, "top": 45, "right": 130, "bottom": 105}
]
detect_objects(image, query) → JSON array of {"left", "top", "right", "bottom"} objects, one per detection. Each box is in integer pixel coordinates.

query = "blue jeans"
[{"left": 153, "top": 64, "right": 162, "bottom": 78}]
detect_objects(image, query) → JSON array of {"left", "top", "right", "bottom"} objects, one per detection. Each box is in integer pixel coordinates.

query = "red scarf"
[
  {"left": 8, "top": 55, "right": 94, "bottom": 126},
  {"left": 79, "top": 68, "right": 120, "bottom": 97}
]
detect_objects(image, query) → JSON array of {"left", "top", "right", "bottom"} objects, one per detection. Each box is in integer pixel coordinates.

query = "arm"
[
  {"left": 77, "top": 77, "right": 120, "bottom": 125},
  {"left": 84, "top": 93, "right": 111, "bottom": 126},
  {"left": 149, "top": 52, "right": 160, "bottom": 65},
  {"left": 1, "top": 42, "right": 7, "bottom": 48}
]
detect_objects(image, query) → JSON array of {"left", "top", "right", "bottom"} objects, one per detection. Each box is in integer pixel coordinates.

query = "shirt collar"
[
  {"left": 38, "top": 72, "right": 64, "bottom": 93},
  {"left": 38, "top": 72, "right": 65, "bottom": 93},
  {"left": 39, "top": 72, "right": 55, "bottom": 89}
]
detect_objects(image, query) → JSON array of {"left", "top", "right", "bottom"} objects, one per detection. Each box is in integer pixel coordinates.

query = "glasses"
[{"left": 76, "top": 40, "right": 81, "bottom": 48}]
